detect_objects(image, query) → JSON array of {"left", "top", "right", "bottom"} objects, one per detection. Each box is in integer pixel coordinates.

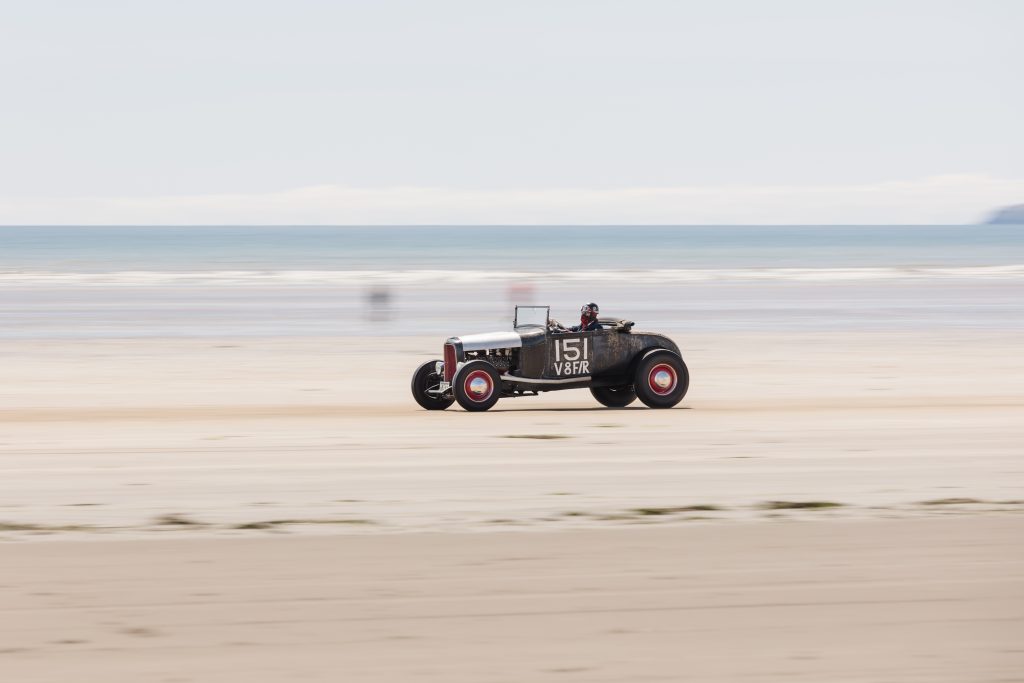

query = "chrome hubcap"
[
  {"left": 652, "top": 369, "right": 673, "bottom": 389},
  {"left": 468, "top": 376, "right": 490, "bottom": 396},
  {"left": 649, "top": 363, "right": 677, "bottom": 395}
]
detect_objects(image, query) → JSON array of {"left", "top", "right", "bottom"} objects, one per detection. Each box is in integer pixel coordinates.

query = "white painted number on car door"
[{"left": 553, "top": 337, "right": 590, "bottom": 376}]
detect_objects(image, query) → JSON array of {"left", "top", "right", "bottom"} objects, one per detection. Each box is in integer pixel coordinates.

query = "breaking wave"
[{"left": 1, "top": 265, "right": 1023, "bottom": 286}]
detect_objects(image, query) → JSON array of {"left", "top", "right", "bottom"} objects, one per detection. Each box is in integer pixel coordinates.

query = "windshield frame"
[{"left": 513, "top": 305, "right": 550, "bottom": 329}]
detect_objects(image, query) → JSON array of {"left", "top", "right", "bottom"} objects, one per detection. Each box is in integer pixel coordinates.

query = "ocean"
[{"left": 2, "top": 225, "right": 1022, "bottom": 339}]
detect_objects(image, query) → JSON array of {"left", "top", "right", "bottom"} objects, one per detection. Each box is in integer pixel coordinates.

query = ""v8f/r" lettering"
[{"left": 553, "top": 337, "right": 590, "bottom": 376}]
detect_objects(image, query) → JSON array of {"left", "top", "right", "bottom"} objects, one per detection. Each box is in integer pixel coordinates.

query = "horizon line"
[{"left": 0, "top": 222, "right": 1000, "bottom": 228}]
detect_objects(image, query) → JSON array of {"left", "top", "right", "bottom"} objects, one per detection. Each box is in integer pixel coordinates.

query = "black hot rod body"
[{"left": 411, "top": 306, "right": 689, "bottom": 412}]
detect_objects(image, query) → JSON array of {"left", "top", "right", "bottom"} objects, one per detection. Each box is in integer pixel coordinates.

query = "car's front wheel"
[
  {"left": 634, "top": 350, "right": 688, "bottom": 408},
  {"left": 453, "top": 360, "right": 502, "bottom": 412},
  {"left": 590, "top": 385, "right": 637, "bottom": 408},
  {"left": 411, "top": 359, "right": 455, "bottom": 411}
]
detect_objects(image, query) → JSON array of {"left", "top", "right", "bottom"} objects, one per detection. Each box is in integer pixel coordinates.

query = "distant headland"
[{"left": 986, "top": 205, "right": 1024, "bottom": 224}]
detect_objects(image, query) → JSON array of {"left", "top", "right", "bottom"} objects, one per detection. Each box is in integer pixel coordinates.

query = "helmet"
[{"left": 581, "top": 303, "right": 599, "bottom": 319}]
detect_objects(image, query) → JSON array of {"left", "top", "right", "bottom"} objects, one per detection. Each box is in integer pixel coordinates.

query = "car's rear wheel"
[
  {"left": 634, "top": 350, "right": 688, "bottom": 409},
  {"left": 453, "top": 360, "right": 502, "bottom": 412},
  {"left": 590, "top": 385, "right": 637, "bottom": 408},
  {"left": 411, "top": 359, "right": 455, "bottom": 410}
]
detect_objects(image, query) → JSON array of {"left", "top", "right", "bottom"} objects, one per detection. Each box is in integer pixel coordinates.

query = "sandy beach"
[
  {"left": 3, "top": 0, "right": 1023, "bottom": 677},
  {"left": 3, "top": 517, "right": 1022, "bottom": 682},
  {"left": 2, "top": 329, "right": 1023, "bottom": 680},
  {"left": 2, "top": 331, "right": 1022, "bottom": 533}
]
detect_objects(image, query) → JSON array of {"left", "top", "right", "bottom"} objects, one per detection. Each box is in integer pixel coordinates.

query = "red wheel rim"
[
  {"left": 648, "top": 363, "right": 677, "bottom": 395},
  {"left": 463, "top": 369, "right": 494, "bottom": 402}
]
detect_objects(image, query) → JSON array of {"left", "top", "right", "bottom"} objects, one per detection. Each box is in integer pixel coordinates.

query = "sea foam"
[{"left": 1, "top": 265, "right": 1023, "bottom": 286}]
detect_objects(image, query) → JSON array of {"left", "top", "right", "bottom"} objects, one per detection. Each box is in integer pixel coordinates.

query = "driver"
[{"left": 555, "top": 303, "right": 602, "bottom": 332}]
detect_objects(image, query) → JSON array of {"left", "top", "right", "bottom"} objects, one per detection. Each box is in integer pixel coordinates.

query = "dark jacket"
[{"left": 569, "top": 319, "right": 602, "bottom": 332}]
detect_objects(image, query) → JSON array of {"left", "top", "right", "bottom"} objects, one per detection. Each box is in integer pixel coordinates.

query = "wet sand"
[{"left": 1, "top": 331, "right": 1021, "bottom": 533}]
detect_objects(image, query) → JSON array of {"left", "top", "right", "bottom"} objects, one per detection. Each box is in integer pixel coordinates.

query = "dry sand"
[
  {"left": 1, "top": 330, "right": 1022, "bottom": 680},
  {"left": 2, "top": 518, "right": 1022, "bottom": 682}
]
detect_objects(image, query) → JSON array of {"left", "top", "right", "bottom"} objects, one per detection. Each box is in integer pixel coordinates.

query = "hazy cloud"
[{"left": 1, "top": 175, "right": 1020, "bottom": 225}]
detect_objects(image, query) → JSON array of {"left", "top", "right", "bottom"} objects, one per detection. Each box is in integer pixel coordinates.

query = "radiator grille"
[{"left": 443, "top": 343, "right": 456, "bottom": 382}]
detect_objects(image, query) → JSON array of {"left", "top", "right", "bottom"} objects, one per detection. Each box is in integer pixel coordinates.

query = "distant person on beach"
[{"left": 365, "top": 285, "right": 392, "bottom": 322}]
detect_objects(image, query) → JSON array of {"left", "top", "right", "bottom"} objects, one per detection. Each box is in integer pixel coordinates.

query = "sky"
[{"left": 0, "top": 0, "right": 1021, "bottom": 224}]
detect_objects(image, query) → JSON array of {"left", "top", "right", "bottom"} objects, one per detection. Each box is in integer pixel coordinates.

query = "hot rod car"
[{"left": 411, "top": 306, "right": 689, "bottom": 412}]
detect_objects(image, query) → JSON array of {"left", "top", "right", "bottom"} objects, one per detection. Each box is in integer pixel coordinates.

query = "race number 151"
[
  {"left": 554, "top": 337, "right": 588, "bottom": 362},
  {"left": 554, "top": 337, "right": 590, "bottom": 376}
]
